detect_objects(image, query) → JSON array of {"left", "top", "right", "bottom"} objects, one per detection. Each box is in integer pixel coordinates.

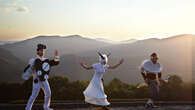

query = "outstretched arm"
[
  {"left": 108, "top": 58, "right": 124, "bottom": 69},
  {"left": 78, "top": 60, "right": 93, "bottom": 70},
  {"left": 49, "top": 50, "right": 60, "bottom": 66}
]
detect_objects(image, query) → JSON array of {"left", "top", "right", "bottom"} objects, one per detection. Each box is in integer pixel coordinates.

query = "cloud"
[
  {"left": 0, "top": 0, "right": 29, "bottom": 13},
  {"left": 15, "top": 6, "right": 29, "bottom": 13}
]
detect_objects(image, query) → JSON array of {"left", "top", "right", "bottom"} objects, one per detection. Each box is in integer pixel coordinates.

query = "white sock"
[{"left": 147, "top": 99, "right": 153, "bottom": 104}]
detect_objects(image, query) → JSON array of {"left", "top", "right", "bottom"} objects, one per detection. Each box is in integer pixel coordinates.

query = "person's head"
[
  {"left": 36, "top": 44, "right": 46, "bottom": 57},
  {"left": 98, "top": 52, "right": 110, "bottom": 65},
  {"left": 100, "top": 54, "right": 108, "bottom": 65},
  {"left": 150, "top": 52, "right": 159, "bottom": 64}
]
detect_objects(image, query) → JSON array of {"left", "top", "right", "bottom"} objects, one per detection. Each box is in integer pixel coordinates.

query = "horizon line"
[{"left": 0, "top": 33, "right": 194, "bottom": 42}]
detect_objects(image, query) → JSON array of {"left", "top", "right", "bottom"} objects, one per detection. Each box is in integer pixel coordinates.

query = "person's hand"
[
  {"left": 119, "top": 58, "right": 124, "bottom": 64},
  {"left": 78, "top": 60, "right": 84, "bottom": 66},
  {"left": 54, "top": 49, "right": 59, "bottom": 56}
]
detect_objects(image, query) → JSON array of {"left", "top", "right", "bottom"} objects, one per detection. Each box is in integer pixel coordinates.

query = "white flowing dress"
[{"left": 83, "top": 63, "right": 110, "bottom": 106}]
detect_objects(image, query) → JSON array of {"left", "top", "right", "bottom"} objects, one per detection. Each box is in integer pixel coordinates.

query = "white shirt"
[{"left": 141, "top": 59, "right": 162, "bottom": 74}]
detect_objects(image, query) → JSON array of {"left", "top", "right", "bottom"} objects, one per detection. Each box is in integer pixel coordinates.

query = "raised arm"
[
  {"left": 49, "top": 50, "right": 60, "bottom": 66},
  {"left": 108, "top": 58, "right": 124, "bottom": 69},
  {"left": 78, "top": 60, "right": 93, "bottom": 70}
]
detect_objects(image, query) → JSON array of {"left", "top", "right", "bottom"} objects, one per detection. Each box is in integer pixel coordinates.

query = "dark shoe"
[
  {"left": 145, "top": 103, "right": 153, "bottom": 109},
  {"left": 102, "top": 106, "right": 109, "bottom": 110}
]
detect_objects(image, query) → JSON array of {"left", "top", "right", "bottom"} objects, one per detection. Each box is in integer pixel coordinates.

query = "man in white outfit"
[
  {"left": 140, "top": 52, "right": 163, "bottom": 108},
  {"left": 24, "top": 44, "right": 60, "bottom": 110}
]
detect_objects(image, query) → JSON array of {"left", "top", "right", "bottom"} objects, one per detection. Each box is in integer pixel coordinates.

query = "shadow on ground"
[{"left": 71, "top": 106, "right": 194, "bottom": 110}]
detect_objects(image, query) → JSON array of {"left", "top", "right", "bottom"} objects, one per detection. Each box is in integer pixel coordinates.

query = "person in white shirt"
[
  {"left": 79, "top": 52, "right": 124, "bottom": 110},
  {"left": 140, "top": 52, "right": 163, "bottom": 108},
  {"left": 23, "top": 44, "right": 60, "bottom": 110}
]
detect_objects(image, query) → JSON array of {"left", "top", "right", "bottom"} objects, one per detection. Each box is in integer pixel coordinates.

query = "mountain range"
[{"left": 0, "top": 34, "right": 194, "bottom": 84}]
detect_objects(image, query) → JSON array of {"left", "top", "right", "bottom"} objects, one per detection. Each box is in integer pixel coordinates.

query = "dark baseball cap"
[{"left": 37, "top": 44, "right": 46, "bottom": 50}]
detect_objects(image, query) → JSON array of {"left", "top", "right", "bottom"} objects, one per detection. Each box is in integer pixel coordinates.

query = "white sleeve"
[
  {"left": 29, "top": 58, "right": 34, "bottom": 64},
  {"left": 141, "top": 60, "right": 146, "bottom": 68},
  {"left": 22, "top": 58, "right": 34, "bottom": 80},
  {"left": 159, "top": 63, "right": 163, "bottom": 72},
  {"left": 104, "top": 64, "right": 110, "bottom": 69},
  {"left": 92, "top": 63, "right": 98, "bottom": 69},
  {"left": 141, "top": 59, "right": 149, "bottom": 71}
]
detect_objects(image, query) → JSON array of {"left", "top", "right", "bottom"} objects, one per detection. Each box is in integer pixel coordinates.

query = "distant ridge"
[
  {"left": 162, "top": 34, "right": 194, "bottom": 40},
  {"left": 0, "top": 34, "right": 194, "bottom": 84}
]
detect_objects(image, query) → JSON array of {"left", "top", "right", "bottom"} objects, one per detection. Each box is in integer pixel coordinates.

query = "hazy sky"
[{"left": 0, "top": 0, "right": 194, "bottom": 41}]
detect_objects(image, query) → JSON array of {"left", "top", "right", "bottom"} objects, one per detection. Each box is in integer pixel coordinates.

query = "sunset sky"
[{"left": 0, "top": 0, "right": 194, "bottom": 41}]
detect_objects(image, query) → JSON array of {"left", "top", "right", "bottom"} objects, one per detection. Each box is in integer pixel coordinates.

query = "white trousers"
[{"left": 26, "top": 80, "right": 51, "bottom": 110}]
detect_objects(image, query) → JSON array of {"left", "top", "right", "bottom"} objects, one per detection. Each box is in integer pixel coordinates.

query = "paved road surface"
[{"left": 0, "top": 102, "right": 194, "bottom": 110}]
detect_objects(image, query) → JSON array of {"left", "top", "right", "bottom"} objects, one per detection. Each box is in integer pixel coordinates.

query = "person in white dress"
[{"left": 79, "top": 52, "right": 124, "bottom": 109}]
